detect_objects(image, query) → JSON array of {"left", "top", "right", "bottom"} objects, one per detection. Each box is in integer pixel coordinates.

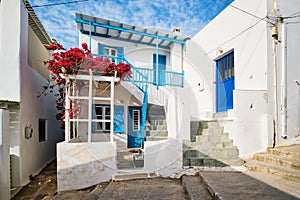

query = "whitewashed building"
[
  {"left": 57, "top": 0, "right": 300, "bottom": 192},
  {"left": 187, "top": 0, "right": 300, "bottom": 158},
  {"left": 0, "top": 0, "right": 63, "bottom": 199}
]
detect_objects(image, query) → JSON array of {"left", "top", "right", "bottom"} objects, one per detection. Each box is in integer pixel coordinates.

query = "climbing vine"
[{"left": 40, "top": 39, "right": 131, "bottom": 128}]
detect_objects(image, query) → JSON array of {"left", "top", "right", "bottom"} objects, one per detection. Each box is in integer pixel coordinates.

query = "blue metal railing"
[
  {"left": 91, "top": 53, "right": 183, "bottom": 147},
  {"left": 134, "top": 67, "right": 184, "bottom": 87},
  {"left": 92, "top": 54, "right": 184, "bottom": 88}
]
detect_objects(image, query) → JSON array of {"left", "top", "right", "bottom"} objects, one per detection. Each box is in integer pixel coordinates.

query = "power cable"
[
  {"left": 30, "top": 0, "right": 88, "bottom": 8},
  {"left": 215, "top": 0, "right": 275, "bottom": 25}
]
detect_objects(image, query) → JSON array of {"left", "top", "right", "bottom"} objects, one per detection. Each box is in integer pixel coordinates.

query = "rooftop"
[
  {"left": 24, "top": 0, "right": 52, "bottom": 46},
  {"left": 75, "top": 13, "right": 190, "bottom": 49}
]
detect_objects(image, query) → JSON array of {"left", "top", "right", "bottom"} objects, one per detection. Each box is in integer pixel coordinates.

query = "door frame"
[
  {"left": 127, "top": 106, "right": 143, "bottom": 148},
  {"left": 153, "top": 54, "right": 167, "bottom": 86},
  {"left": 215, "top": 50, "right": 235, "bottom": 112}
]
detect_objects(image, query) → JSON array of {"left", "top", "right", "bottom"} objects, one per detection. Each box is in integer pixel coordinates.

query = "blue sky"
[{"left": 28, "top": 0, "right": 234, "bottom": 49}]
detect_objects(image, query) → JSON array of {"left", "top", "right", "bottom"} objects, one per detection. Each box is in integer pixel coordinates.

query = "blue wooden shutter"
[
  {"left": 92, "top": 104, "right": 97, "bottom": 132},
  {"left": 116, "top": 47, "right": 124, "bottom": 63},
  {"left": 98, "top": 43, "right": 105, "bottom": 55}
]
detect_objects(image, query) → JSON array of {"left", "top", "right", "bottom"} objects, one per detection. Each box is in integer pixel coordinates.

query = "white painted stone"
[
  {"left": 144, "top": 139, "right": 182, "bottom": 177},
  {"left": 0, "top": 109, "right": 10, "bottom": 200},
  {"left": 57, "top": 142, "right": 117, "bottom": 191}
]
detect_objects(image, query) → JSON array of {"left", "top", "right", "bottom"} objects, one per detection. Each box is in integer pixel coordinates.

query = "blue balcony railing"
[{"left": 92, "top": 54, "right": 184, "bottom": 87}]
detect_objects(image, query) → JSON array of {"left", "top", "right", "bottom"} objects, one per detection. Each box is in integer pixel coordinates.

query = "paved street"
[{"left": 12, "top": 160, "right": 300, "bottom": 200}]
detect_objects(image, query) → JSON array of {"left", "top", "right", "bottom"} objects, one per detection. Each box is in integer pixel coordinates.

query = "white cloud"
[{"left": 28, "top": 0, "right": 233, "bottom": 48}]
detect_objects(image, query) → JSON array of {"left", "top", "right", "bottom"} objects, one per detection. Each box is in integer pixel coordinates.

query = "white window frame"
[
  {"left": 104, "top": 47, "right": 117, "bottom": 63},
  {"left": 95, "top": 105, "right": 111, "bottom": 131},
  {"left": 132, "top": 110, "right": 140, "bottom": 131}
]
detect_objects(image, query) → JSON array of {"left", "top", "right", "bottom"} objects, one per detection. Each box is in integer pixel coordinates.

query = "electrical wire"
[
  {"left": 205, "top": 18, "right": 265, "bottom": 56},
  {"left": 31, "top": 0, "right": 88, "bottom": 8},
  {"left": 215, "top": 0, "right": 274, "bottom": 25},
  {"left": 286, "top": 21, "right": 300, "bottom": 24}
]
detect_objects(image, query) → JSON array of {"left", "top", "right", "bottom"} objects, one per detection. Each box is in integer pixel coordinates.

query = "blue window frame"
[
  {"left": 98, "top": 43, "right": 124, "bottom": 64},
  {"left": 92, "top": 104, "right": 125, "bottom": 133}
]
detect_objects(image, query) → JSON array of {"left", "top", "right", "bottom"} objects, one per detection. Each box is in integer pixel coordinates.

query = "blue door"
[
  {"left": 216, "top": 52, "right": 235, "bottom": 112},
  {"left": 128, "top": 106, "right": 143, "bottom": 148},
  {"left": 114, "top": 106, "right": 124, "bottom": 133},
  {"left": 153, "top": 54, "right": 166, "bottom": 86}
]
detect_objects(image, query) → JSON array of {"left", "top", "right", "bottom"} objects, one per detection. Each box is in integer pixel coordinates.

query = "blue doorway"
[
  {"left": 127, "top": 106, "right": 143, "bottom": 148},
  {"left": 216, "top": 51, "right": 235, "bottom": 112},
  {"left": 153, "top": 54, "right": 166, "bottom": 86},
  {"left": 114, "top": 106, "right": 124, "bottom": 133}
]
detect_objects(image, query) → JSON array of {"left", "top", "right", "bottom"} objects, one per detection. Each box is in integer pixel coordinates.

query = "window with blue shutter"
[{"left": 98, "top": 43, "right": 124, "bottom": 64}]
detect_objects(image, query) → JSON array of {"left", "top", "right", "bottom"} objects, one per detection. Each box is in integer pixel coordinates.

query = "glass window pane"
[
  {"left": 221, "top": 61, "right": 225, "bottom": 81},
  {"left": 105, "top": 122, "right": 111, "bottom": 130},
  {"left": 232, "top": 56, "right": 235, "bottom": 77},
  {"left": 104, "top": 48, "right": 109, "bottom": 55},
  {"left": 228, "top": 57, "right": 231, "bottom": 78},
  {"left": 111, "top": 49, "right": 116, "bottom": 56}
]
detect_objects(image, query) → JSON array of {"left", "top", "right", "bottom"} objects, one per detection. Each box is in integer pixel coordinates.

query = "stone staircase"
[
  {"left": 183, "top": 118, "right": 243, "bottom": 167},
  {"left": 145, "top": 104, "right": 168, "bottom": 141},
  {"left": 245, "top": 144, "right": 300, "bottom": 182}
]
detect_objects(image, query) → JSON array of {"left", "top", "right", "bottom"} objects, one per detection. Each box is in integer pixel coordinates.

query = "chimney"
[{"left": 171, "top": 28, "right": 180, "bottom": 33}]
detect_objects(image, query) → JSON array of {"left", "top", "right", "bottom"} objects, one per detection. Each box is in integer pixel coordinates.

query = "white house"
[
  {"left": 0, "top": 0, "right": 63, "bottom": 199},
  {"left": 187, "top": 0, "right": 300, "bottom": 158},
  {"left": 56, "top": 0, "right": 300, "bottom": 192}
]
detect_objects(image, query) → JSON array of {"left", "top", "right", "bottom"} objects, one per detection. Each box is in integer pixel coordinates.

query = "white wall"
[
  {"left": 190, "top": 0, "right": 271, "bottom": 157},
  {"left": 57, "top": 142, "right": 117, "bottom": 191},
  {"left": 189, "top": 0, "right": 300, "bottom": 156},
  {"left": 0, "top": 0, "right": 22, "bottom": 102},
  {"left": 80, "top": 34, "right": 171, "bottom": 70},
  {"left": 266, "top": 0, "right": 300, "bottom": 142},
  {"left": 6, "top": 0, "right": 63, "bottom": 186},
  {"left": 144, "top": 139, "right": 182, "bottom": 177},
  {"left": 0, "top": 109, "right": 10, "bottom": 200},
  {"left": 193, "top": 0, "right": 268, "bottom": 91}
]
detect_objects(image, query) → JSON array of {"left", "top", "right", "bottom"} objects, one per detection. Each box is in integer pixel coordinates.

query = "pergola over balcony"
[
  {"left": 60, "top": 72, "right": 120, "bottom": 143},
  {"left": 74, "top": 13, "right": 189, "bottom": 50}
]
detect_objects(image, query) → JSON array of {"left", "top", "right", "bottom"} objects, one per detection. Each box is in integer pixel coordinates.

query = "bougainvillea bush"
[{"left": 41, "top": 39, "right": 131, "bottom": 128}]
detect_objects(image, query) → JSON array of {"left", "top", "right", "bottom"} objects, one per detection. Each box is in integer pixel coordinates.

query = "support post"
[
  {"left": 110, "top": 73, "right": 116, "bottom": 142},
  {"left": 65, "top": 77, "right": 70, "bottom": 142},
  {"left": 88, "top": 75, "right": 93, "bottom": 142},
  {"left": 89, "top": 21, "right": 92, "bottom": 51},
  {"left": 156, "top": 37, "right": 159, "bottom": 88}
]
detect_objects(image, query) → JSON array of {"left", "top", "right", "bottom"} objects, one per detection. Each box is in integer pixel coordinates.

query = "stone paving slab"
[
  {"left": 98, "top": 178, "right": 188, "bottom": 200},
  {"left": 182, "top": 175, "right": 213, "bottom": 200},
  {"left": 200, "top": 171, "right": 300, "bottom": 200}
]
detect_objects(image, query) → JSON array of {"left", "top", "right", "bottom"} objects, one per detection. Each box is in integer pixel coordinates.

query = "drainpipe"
[
  {"left": 280, "top": 20, "right": 287, "bottom": 139},
  {"left": 272, "top": 25, "right": 278, "bottom": 147}
]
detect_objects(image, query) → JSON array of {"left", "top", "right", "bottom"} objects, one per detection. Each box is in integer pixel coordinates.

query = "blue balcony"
[{"left": 92, "top": 54, "right": 184, "bottom": 88}]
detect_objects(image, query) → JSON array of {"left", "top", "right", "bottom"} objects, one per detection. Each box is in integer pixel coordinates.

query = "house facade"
[
  {"left": 187, "top": 0, "right": 300, "bottom": 158},
  {"left": 57, "top": 0, "right": 300, "bottom": 192},
  {"left": 0, "top": 0, "right": 63, "bottom": 198},
  {"left": 57, "top": 13, "right": 192, "bottom": 191}
]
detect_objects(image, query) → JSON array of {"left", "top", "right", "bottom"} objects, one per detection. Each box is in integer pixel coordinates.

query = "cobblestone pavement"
[
  {"left": 11, "top": 161, "right": 201, "bottom": 200},
  {"left": 12, "top": 160, "right": 300, "bottom": 200}
]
